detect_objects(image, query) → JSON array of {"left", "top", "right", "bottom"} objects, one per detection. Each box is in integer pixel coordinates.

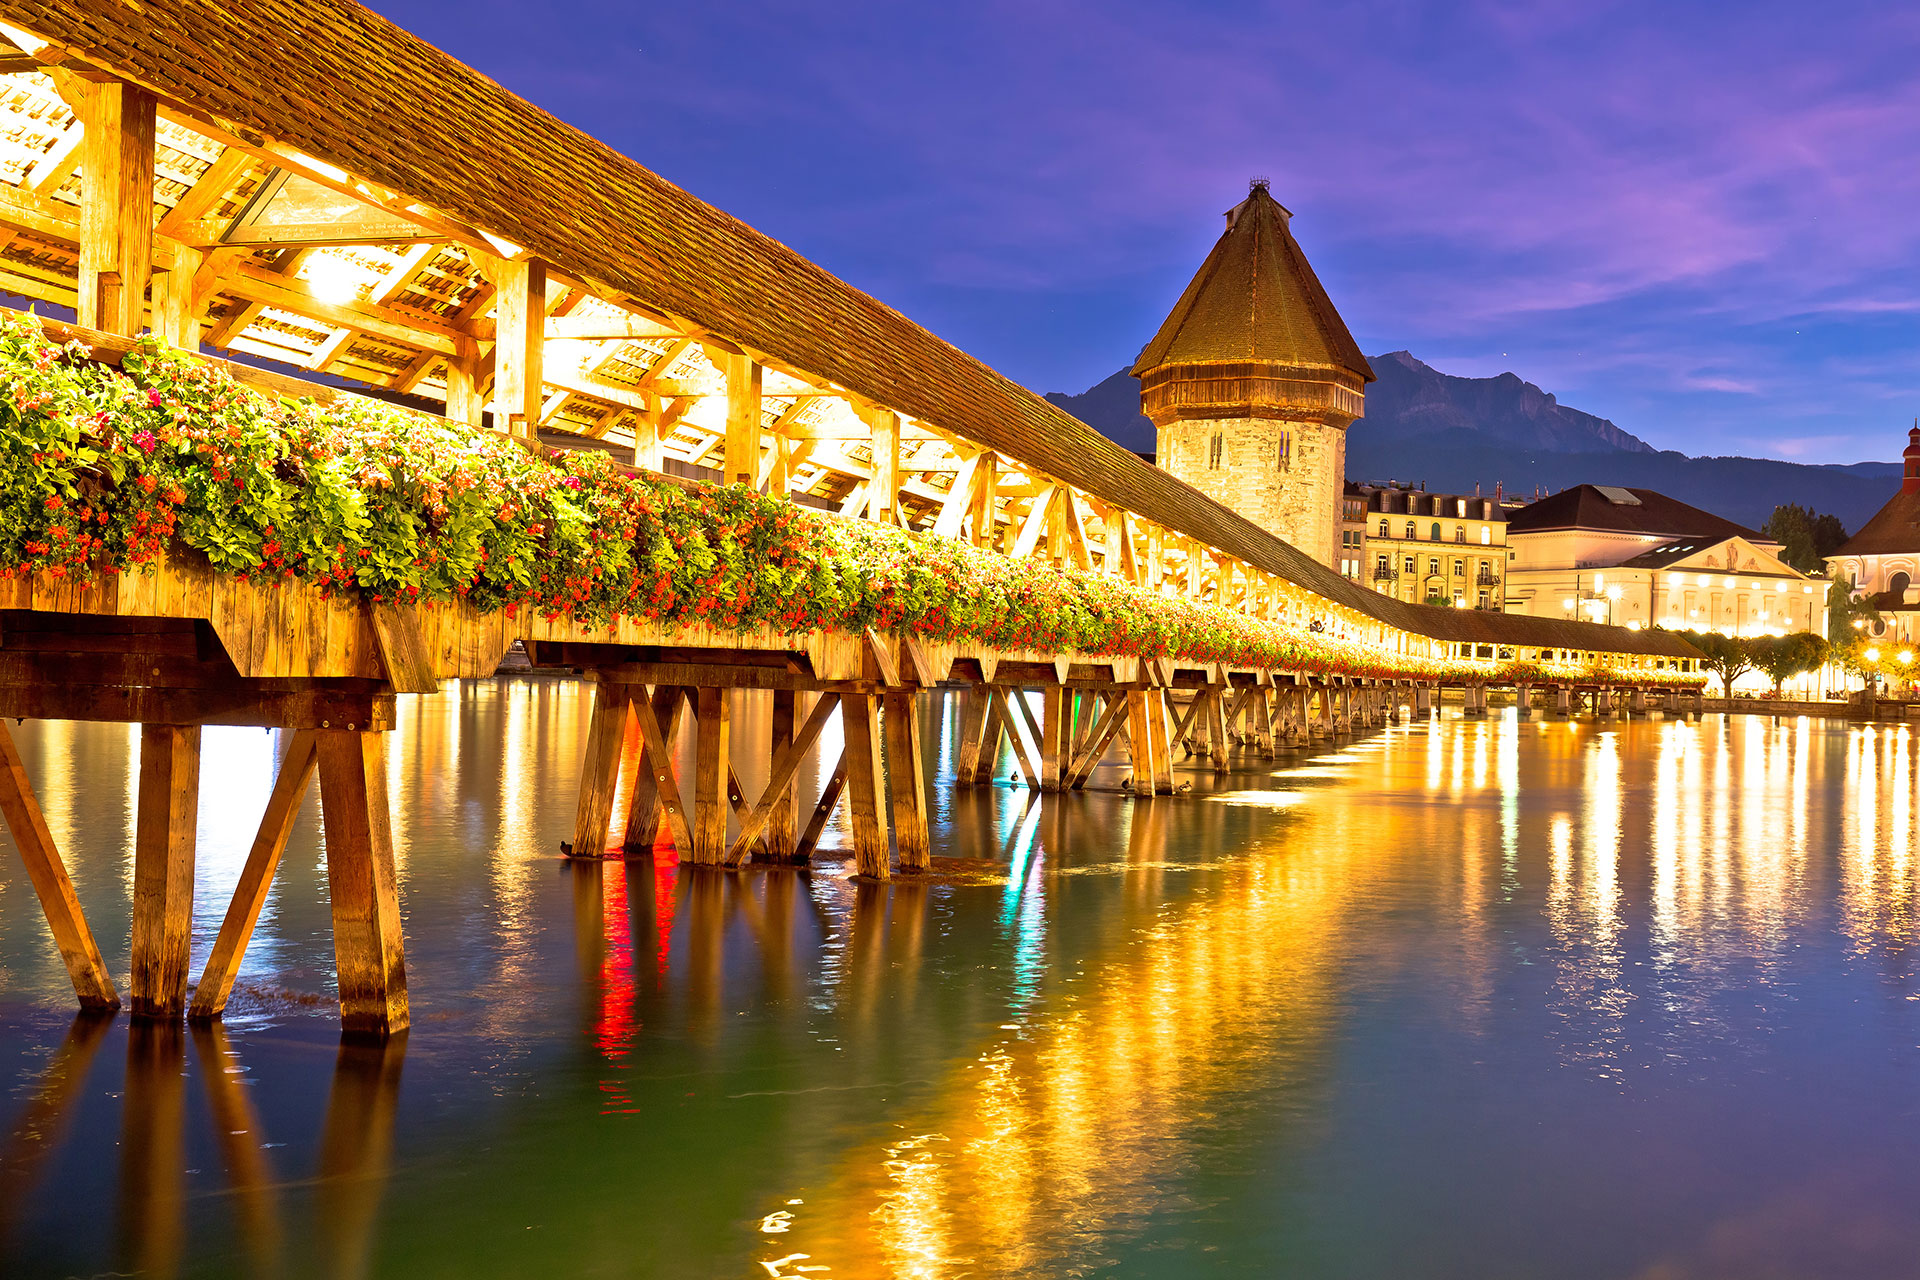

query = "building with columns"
[
  {"left": 1135, "top": 182, "right": 1373, "bottom": 568},
  {"left": 1826, "top": 425, "right": 1920, "bottom": 645},
  {"left": 1505, "top": 485, "right": 1824, "bottom": 635}
]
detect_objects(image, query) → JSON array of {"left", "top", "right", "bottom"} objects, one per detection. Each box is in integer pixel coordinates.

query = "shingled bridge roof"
[{"left": 2, "top": 1, "right": 1693, "bottom": 661}]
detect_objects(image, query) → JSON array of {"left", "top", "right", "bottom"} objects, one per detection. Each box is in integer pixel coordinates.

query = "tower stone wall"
[{"left": 1157, "top": 416, "right": 1346, "bottom": 567}]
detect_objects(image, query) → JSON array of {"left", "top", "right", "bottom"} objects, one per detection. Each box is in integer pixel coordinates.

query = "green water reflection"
[{"left": 5, "top": 688, "right": 1920, "bottom": 1277}]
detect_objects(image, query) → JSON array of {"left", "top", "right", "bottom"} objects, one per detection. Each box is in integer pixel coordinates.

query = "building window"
[
  {"left": 1430, "top": 521, "right": 1442, "bottom": 540},
  {"left": 1453, "top": 526, "right": 1465, "bottom": 543},
  {"left": 1478, "top": 591, "right": 1490, "bottom": 609},
  {"left": 1377, "top": 554, "right": 1390, "bottom": 574},
  {"left": 1208, "top": 431, "right": 1224, "bottom": 470},
  {"left": 1481, "top": 526, "right": 1492, "bottom": 545},
  {"left": 1276, "top": 432, "right": 1291, "bottom": 471},
  {"left": 1403, "top": 556, "right": 1416, "bottom": 574},
  {"left": 1404, "top": 521, "right": 1416, "bottom": 539},
  {"left": 1427, "top": 557, "right": 1440, "bottom": 576},
  {"left": 1378, "top": 520, "right": 1390, "bottom": 538},
  {"left": 1453, "top": 558, "right": 1464, "bottom": 577}
]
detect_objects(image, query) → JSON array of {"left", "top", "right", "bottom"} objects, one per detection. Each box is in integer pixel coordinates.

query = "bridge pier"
[
  {"left": 1595, "top": 687, "right": 1616, "bottom": 719},
  {"left": 1515, "top": 683, "right": 1533, "bottom": 720},
  {"left": 1630, "top": 687, "right": 1648, "bottom": 716},
  {"left": 0, "top": 612, "right": 412, "bottom": 1039},
  {"left": 1553, "top": 685, "right": 1572, "bottom": 718}
]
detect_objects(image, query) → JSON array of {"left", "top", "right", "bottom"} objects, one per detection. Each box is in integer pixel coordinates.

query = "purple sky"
[{"left": 369, "top": 0, "right": 1920, "bottom": 463}]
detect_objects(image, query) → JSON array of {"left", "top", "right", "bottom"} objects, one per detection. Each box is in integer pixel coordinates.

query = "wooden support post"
[
  {"left": 1146, "top": 689, "right": 1175, "bottom": 794},
  {"left": 1067, "top": 693, "right": 1130, "bottom": 788},
  {"left": 1206, "top": 688, "right": 1230, "bottom": 774},
  {"left": 444, "top": 352, "right": 486, "bottom": 427},
  {"left": 866, "top": 407, "right": 901, "bottom": 525},
  {"left": 841, "top": 694, "right": 891, "bottom": 877},
  {"left": 765, "top": 690, "right": 801, "bottom": 862},
  {"left": 0, "top": 720, "right": 119, "bottom": 1010},
  {"left": 151, "top": 244, "right": 205, "bottom": 350},
  {"left": 990, "top": 688, "right": 1042, "bottom": 788},
  {"left": 795, "top": 753, "right": 847, "bottom": 861},
  {"left": 622, "top": 685, "right": 686, "bottom": 852},
  {"left": 189, "top": 730, "right": 319, "bottom": 1022},
  {"left": 954, "top": 684, "right": 991, "bottom": 785},
  {"left": 1125, "top": 689, "right": 1152, "bottom": 789},
  {"left": 627, "top": 686, "right": 694, "bottom": 855},
  {"left": 492, "top": 257, "right": 547, "bottom": 437},
  {"left": 570, "top": 681, "right": 633, "bottom": 859},
  {"left": 316, "top": 731, "right": 409, "bottom": 1038},
  {"left": 690, "top": 687, "right": 731, "bottom": 865},
  {"left": 132, "top": 725, "right": 201, "bottom": 1020},
  {"left": 1253, "top": 688, "right": 1277, "bottom": 756},
  {"left": 1039, "top": 685, "right": 1068, "bottom": 791},
  {"left": 883, "top": 691, "right": 930, "bottom": 872},
  {"left": 720, "top": 351, "right": 763, "bottom": 488},
  {"left": 74, "top": 80, "right": 157, "bottom": 336},
  {"left": 728, "top": 693, "right": 839, "bottom": 865}
]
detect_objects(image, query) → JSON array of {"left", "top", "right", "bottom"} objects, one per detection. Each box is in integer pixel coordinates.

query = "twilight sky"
[{"left": 370, "top": 0, "right": 1920, "bottom": 463}]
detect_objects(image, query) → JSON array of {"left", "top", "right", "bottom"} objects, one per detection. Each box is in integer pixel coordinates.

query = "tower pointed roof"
[{"left": 1133, "top": 184, "right": 1374, "bottom": 382}]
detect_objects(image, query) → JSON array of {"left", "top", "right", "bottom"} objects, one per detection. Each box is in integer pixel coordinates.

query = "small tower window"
[
  {"left": 1276, "top": 431, "right": 1292, "bottom": 471},
  {"left": 1208, "top": 430, "right": 1224, "bottom": 470}
]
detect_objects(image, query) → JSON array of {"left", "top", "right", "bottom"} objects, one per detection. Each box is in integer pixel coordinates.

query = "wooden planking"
[
  {"left": 189, "top": 730, "right": 318, "bottom": 1021},
  {"left": 0, "top": 719, "right": 119, "bottom": 1009},
  {"left": 315, "top": 730, "right": 409, "bottom": 1038},
  {"left": 131, "top": 723, "right": 201, "bottom": 1018},
  {"left": 367, "top": 602, "right": 438, "bottom": 693}
]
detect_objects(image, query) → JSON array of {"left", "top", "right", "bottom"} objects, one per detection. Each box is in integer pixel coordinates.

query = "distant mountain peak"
[{"left": 1362, "top": 351, "right": 1653, "bottom": 455}]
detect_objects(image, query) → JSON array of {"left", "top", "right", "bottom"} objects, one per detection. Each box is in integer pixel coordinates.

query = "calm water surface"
[{"left": 4, "top": 682, "right": 1920, "bottom": 1278}]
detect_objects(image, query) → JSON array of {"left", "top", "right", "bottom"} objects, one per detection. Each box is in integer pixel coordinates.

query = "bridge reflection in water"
[{"left": 7, "top": 688, "right": 1920, "bottom": 1277}]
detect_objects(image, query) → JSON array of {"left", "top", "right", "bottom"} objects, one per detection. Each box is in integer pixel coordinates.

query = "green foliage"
[
  {"left": 1763, "top": 503, "right": 1849, "bottom": 574},
  {"left": 1747, "top": 631, "right": 1829, "bottom": 694},
  {"left": 1828, "top": 579, "right": 1881, "bottom": 645},
  {"left": 0, "top": 313, "right": 1705, "bottom": 689},
  {"left": 1682, "top": 629, "right": 1756, "bottom": 696}
]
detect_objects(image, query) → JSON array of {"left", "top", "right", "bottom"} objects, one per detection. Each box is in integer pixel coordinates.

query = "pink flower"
[
  {"left": 147, "top": 390, "right": 163, "bottom": 407},
  {"left": 131, "top": 429, "right": 157, "bottom": 454}
]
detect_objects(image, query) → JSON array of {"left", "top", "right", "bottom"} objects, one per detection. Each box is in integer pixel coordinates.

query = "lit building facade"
[
  {"left": 1826, "top": 425, "right": 1920, "bottom": 645},
  {"left": 1348, "top": 481, "right": 1508, "bottom": 609},
  {"left": 1505, "top": 485, "right": 1824, "bottom": 635}
]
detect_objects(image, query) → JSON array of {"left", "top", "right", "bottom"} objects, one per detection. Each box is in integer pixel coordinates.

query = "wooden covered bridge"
[{"left": 0, "top": 1, "right": 1701, "bottom": 1036}]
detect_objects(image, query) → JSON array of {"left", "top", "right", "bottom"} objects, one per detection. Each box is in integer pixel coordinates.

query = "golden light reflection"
[{"left": 757, "top": 802, "right": 1357, "bottom": 1277}]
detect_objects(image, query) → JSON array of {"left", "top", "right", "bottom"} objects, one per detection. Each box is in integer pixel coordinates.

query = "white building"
[
  {"left": 1504, "top": 485, "right": 1825, "bottom": 636},
  {"left": 1826, "top": 426, "right": 1920, "bottom": 646}
]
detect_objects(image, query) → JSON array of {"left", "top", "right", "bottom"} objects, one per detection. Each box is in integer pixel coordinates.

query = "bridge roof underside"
[{"left": 0, "top": 0, "right": 1693, "bottom": 662}]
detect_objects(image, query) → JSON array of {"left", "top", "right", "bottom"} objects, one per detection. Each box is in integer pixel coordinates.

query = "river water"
[{"left": 4, "top": 682, "right": 1920, "bottom": 1278}]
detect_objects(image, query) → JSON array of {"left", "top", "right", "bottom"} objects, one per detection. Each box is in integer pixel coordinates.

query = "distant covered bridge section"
[{"left": 0, "top": 0, "right": 1701, "bottom": 1037}]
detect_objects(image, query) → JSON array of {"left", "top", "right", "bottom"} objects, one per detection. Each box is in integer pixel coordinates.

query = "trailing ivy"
[{"left": 0, "top": 313, "right": 1699, "bottom": 687}]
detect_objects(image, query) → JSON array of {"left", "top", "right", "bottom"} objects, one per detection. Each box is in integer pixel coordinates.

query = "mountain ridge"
[{"left": 1043, "top": 353, "right": 1898, "bottom": 532}]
